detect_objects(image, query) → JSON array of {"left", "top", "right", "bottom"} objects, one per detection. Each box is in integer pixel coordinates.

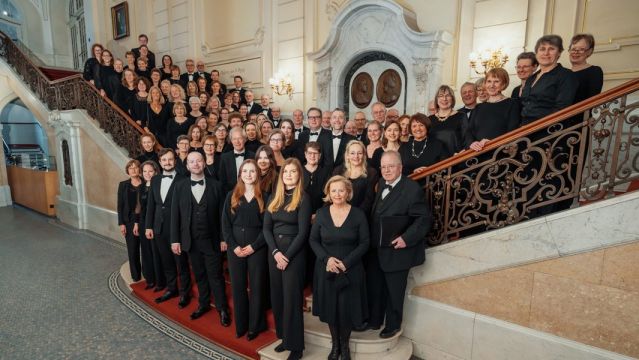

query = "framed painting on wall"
[{"left": 111, "top": 2, "right": 129, "bottom": 40}]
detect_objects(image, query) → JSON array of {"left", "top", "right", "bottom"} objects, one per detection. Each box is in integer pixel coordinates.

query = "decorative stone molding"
[
  {"left": 308, "top": 0, "right": 453, "bottom": 113},
  {"left": 201, "top": 26, "right": 267, "bottom": 54}
]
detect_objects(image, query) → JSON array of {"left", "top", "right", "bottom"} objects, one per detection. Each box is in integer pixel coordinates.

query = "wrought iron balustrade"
[
  {"left": 0, "top": 31, "right": 145, "bottom": 158},
  {"left": 409, "top": 78, "right": 639, "bottom": 246}
]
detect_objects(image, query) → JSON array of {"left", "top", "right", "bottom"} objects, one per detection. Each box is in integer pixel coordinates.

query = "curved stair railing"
[
  {"left": 0, "top": 31, "right": 145, "bottom": 158},
  {"left": 409, "top": 78, "right": 639, "bottom": 246}
]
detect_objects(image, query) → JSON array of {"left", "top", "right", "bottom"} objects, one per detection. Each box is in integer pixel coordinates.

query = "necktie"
[
  {"left": 162, "top": 174, "right": 173, "bottom": 179},
  {"left": 332, "top": 134, "right": 342, "bottom": 139},
  {"left": 234, "top": 152, "right": 245, "bottom": 158},
  {"left": 191, "top": 179, "right": 204, "bottom": 186}
]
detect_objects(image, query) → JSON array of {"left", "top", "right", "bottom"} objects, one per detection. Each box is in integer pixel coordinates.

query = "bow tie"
[
  {"left": 162, "top": 174, "right": 173, "bottom": 179},
  {"left": 310, "top": 132, "right": 319, "bottom": 136},
  {"left": 384, "top": 184, "right": 393, "bottom": 192},
  {"left": 332, "top": 134, "right": 342, "bottom": 139},
  {"left": 191, "top": 179, "right": 204, "bottom": 186},
  {"left": 295, "top": 128, "right": 302, "bottom": 133},
  {"left": 234, "top": 152, "right": 245, "bottom": 158}
]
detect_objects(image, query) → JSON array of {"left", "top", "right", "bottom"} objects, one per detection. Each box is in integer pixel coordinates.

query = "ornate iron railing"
[
  {"left": 410, "top": 78, "right": 639, "bottom": 246},
  {"left": 0, "top": 31, "right": 145, "bottom": 158}
]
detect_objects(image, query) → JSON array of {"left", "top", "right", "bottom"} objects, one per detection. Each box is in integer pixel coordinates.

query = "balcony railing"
[
  {"left": 0, "top": 31, "right": 145, "bottom": 158},
  {"left": 409, "top": 78, "right": 639, "bottom": 246}
]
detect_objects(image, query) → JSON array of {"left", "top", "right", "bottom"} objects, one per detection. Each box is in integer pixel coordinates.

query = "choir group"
[{"left": 107, "top": 32, "right": 603, "bottom": 360}]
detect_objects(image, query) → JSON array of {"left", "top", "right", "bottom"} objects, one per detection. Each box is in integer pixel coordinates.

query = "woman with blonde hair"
[
  {"left": 145, "top": 86, "right": 168, "bottom": 144},
  {"left": 332, "top": 140, "right": 378, "bottom": 214},
  {"left": 263, "top": 158, "right": 312, "bottom": 360}
]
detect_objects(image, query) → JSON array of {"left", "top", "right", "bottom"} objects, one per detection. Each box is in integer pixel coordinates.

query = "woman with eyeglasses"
[
  {"left": 268, "top": 129, "right": 287, "bottom": 169},
  {"left": 202, "top": 135, "right": 220, "bottom": 178},
  {"left": 569, "top": 33, "right": 603, "bottom": 103},
  {"left": 428, "top": 85, "right": 465, "bottom": 156}
]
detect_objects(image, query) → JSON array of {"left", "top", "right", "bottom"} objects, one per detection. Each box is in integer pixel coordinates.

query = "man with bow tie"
[
  {"left": 170, "top": 151, "right": 231, "bottom": 327},
  {"left": 297, "top": 107, "right": 330, "bottom": 161},
  {"left": 245, "top": 90, "right": 263, "bottom": 115},
  {"left": 292, "top": 109, "right": 309, "bottom": 140},
  {"left": 365, "top": 150, "right": 430, "bottom": 339},
  {"left": 145, "top": 148, "right": 192, "bottom": 308},
  {"left": 217, "top": 127, "right": 255, "bottom": 193},
  {"left": 180, "top": 59, "right": 200, "bottom": 91},
  {"left": 318, "top": 108, "right": 355, "bottom": 172}
]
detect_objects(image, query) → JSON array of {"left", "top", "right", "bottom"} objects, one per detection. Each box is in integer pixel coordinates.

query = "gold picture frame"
[{"left": 111, "top": 2, "right": 130, "bottom": 40}]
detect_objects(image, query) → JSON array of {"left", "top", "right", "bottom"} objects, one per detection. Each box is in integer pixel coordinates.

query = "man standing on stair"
[{"left": 170, "top": 151, "right": 231, "bottom": 327}]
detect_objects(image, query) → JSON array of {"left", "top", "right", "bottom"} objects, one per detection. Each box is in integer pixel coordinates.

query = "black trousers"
[
  {"left": 156, "top": 230, "right": 191, "bottom": 295},
  {"left": 268, "top": 245, "right": 306, "bottom": 352},
  {"left": 124, "top": 222, "right": 141, "bottom": 281},
  {"left": 139, "top": 221, "right": 155, "bottom": 284},
  {"left": 149, "top": 232, "right": 166, "bottom": 288},
  {"left": 228, "top": 246, "right": 268, "bottom": 335},
  {"left": 366, "top": 249, "right": 409, "bottom": 331},
  {"left": 189, "top": 242, "right": 228, "bottom": 310}
]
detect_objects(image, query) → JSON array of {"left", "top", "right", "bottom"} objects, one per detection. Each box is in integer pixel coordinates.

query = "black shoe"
[
  {"left": 190, "top": 305, "right": 211, "bottom": 320},
  {"left": 154, "top": 291, "right": 178, "bottom": 303},
  {"left": 274, "top": 342, "right": 286, "bottom": 353},
  {"left": 247, "top": 331, "right": 259, "bottom": 341},
  {"left": 178, "top": 294, "right": 191, "bottom": 309},
  {"left": 287, "top": 350, "right": 303, "bottom": 360},
  {"left": 379, "top": 327, "right": 400, "bottom": 339},
  {"left": 352, "top": 322, "right": 368, "bottom": 332},
  {"left": 145, "top": 283, "right": 155, "bottom": 290},
  {"left": 219, "top": 309, "right": 231, "bottom": 327},
  {"left": 153, "top": 285, "right": 166, "bottom": 292}
]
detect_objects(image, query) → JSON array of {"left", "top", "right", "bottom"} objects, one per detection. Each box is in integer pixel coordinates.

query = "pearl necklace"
[{"left": 411, "top": 138, "right": 428, "bottom": 158}]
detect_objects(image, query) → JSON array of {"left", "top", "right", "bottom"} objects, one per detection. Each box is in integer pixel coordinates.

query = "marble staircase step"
[{"left": 258, "top": 337, "right": 412, "bottom": 360}]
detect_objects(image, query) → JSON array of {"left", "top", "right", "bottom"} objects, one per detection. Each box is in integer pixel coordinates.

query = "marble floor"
[{"left": 0, "top": 206, "right": 221, "bottom": 359}]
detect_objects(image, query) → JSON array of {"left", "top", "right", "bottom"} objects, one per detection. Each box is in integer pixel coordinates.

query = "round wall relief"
[
  {"left": 351, "top": 72, "right": 374, "bottom": 109},
  {"left": 376, "top": 69, "right": 402, "bottom": 107}
]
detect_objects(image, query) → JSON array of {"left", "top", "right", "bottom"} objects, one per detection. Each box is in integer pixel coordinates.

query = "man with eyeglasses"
[
  {"left": 511, "top": 52, "right": 538, "bottom": 99},
  {"left": 371, "top": 102, "right": 387, "bottom": 127},
  {"left": 298, "top": 107, "right": 329, "bottom": 155},
  {"left": 365, "top": 150, "right": 430, "bottom": 339}
]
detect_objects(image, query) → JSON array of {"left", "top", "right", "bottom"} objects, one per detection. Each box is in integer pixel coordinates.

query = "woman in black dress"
[
  {"left": 165, "top": 102, "right": 195, "bottom": 150},
  {"left": 213, "top": 123, "right": 232, "bottom": 154},
  {"left": 137, "top": 160, "right": 165, "bottom": 291},
  {"left": 399, "top": 113, "right": 449, "bottom": 175},
  {"left": 210, "top": 81, "right": 225, "bottom": 104},
  {"left": 465, "top": 68, "right": 521, "bottom": 151},
  {"left": 333, "top": 140, "right": 378, "bottom": 215},
  {"left": 280, "top": 119, "right": 301, "bottom": 162},
  {"left": 365, "top": 121, "right": 383, "bottom": 169},
  {"left": 231, "top": 91, "right": 242, "bottom": 111},
  {"left": 428, "top": 85, "right": 465, "bottom": 156},
  {"left": 145, "top": 86, "right": 168, "bottom": 144},
  {"left": 117, "top": 69, "right": 138, "bottom": 115},
  {"left": 303, "top": 142, "right": 330, "bottom": 214},
  {"left": 160, "top": 55, "right": 173, "bottom": 80},
  {"left": 169, "top": 65, "right": 181, "bottom": 85},
  {"left": 149, "top": 68, "right": 162, "bottom": 89},
  {"left": 310, "top": 176, "right": 369, "bottom": 360},
  {"left": 187, "top": 124, "right": 204, "bottom": 155},
  {"left": 569, "top": 33, "right": 603, "bottom": 103},
  {"left": 268, "top": 129, "right": 287, "bottom": 169},
  {"left": 83, "top": 43, "right": 103, "bottom": 85},
  {"left": 166, "top": 83, "right": 187, "bottom": 117},
  {"left": 135, "top": 57, "right": 151, "bottom": 80},
  {"left": 372, "top": 120, "right": 402, "bottom": 172},
  {"left": 256, "top": 145, "right": 278, "bottom": 194},
  {"left": 511, "top": 52, "right": 538, "bottom": 100},
  {"left": 130, "top": 77, "right": 151, "bottom": 128},
  {"left": 222, "top": 159, "right": 269, "bottom": 341},
  {"left": 245, "top": 122, "right": 261, "bottom": 153},
  {"left": 136, "top": 133, "right": 159, "bottom": 165},
  {"left": 117, "top": 160, "right": 143, "bottom": 282},
  {"left": 94, "top": 49, "right": 120, "bottom": 101},
  {"left": 258, "top": 116, "right": 274, "bottom": 145},
  {"left": 202, "top": 135, "right": 220, "bottom": 179},
  {"left": 187, "top": 97, "right": 204, "bottom": 122},
  {"left": 263, "top": 158, "right": 312, "bottom": 360}
]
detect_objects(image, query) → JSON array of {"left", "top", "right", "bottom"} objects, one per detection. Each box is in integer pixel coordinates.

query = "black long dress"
[
  {"left": 428, "top": 112, "right": 465, "bottom": 156},
  {"left": 83, "top": 57, "right": 100, "bottom": 82},
  {"left": 138, "top": 183, "right": 165, "bottom": 288},
  {"left": 116, "top": 85, "right": 137, "bottom": 114},
  {"left": 165, "top": 117, "right": 195, "bottom": 150},
  {"left": 263, "top": 190, "right": 312, "bottom": 352},
  {"left": 94, "top": 64, "right": 120, "bottom": 101},
  {"left": 463, "top": 98, "right": 521, "bottom": 148},
  {"left": 146, "top": 103, "right": 169, "bottom": 145},
  {"left": 398, "top": 137, "right": 449, "bottom": 175},
  {"left": 332, "top": 165, "right": 379, "bottom": 215},
  {"left": 222, "top": 194, "right": 268, "bottom": 337},
  {"left": 303, "top": 166, "right": 331, "bottom": 213},
  {"left": 130, "top": 94, "right": 149, "bottom": 127},
  {"left": 310, "top": 206, "right": 369, "bottom": 326}
]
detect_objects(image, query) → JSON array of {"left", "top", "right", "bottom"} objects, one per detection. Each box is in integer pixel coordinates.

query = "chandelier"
[
  {"left": 469, "top": 48, "right": 509, "bottom": 75},
  {"left": 269, "top": 73, "right": 294, "bottom": 99}
]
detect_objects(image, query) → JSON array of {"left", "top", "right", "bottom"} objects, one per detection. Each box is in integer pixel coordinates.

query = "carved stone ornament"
[
  {"left": 413, "top": 58, "right": 433, "bottom": 96},
  {"left": 351, "top": 72, "right": 374, "bottom": 108},
  {"left": 316, "top": 68, "right": 332, "bottom": 101},
  {"left": 376, "top": 69, "right": 402, "bottom": 107}
]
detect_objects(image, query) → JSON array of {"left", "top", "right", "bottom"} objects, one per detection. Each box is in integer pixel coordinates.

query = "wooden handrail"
[{"left": 409, "top": 77, "right": 639, "bottom": 181}]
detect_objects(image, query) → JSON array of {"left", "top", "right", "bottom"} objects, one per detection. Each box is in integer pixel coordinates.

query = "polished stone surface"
[{"left": 0, "top": 206, "right": 210, "bottom": 359}]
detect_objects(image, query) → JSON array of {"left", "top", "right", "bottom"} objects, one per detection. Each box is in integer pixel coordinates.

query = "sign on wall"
[{"left": 211, "top": 57, "right": 263, "bottom": 88}]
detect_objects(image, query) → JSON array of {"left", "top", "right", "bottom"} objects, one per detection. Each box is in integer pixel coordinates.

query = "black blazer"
[
  {"left": 145, "top": 173, "right": 185, "bottom": 235},
  {"left": 246, "top": 102, "right": 263, "bottom": 115},
  {"left": 298, "top": 127, "right": 330, "bottom": 146},
  {"left": 117, "top": 180, "right": 140, "bottom": 225},
  {"left": 370, "top": 177, "right": 430, "bottom": 272},
  {"left": 217, "top": 150, "right": 255, "bottom": 193},
  {"left": 318, "top": 132, "right": 356, "bottom": 170},
  {"left": 179, "top": 72, "right": 200, "bottom": 90},
  {"left": 170, "top": 177, "right": 224, "bottom": 252}
]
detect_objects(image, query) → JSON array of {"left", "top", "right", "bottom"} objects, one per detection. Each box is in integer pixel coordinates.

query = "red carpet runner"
[{"left": 131, "top": 277, "right": 278, "bottom": 359}]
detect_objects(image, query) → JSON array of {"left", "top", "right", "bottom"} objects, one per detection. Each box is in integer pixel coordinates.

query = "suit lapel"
[{"left": 377, "top": 178, "right": 404, "bottom": 213}]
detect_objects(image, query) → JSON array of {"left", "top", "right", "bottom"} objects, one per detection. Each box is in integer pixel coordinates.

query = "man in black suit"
[
  {"left": 179, "top": 59, "right": 200, "bottom": 90},
  {"left": 259, "top": 94, "right": 272, "bottom": 120},
  {"left": 210, "top": 69, "right": 227, "bottom": 95},
  {"left": 371, "top": 102, "right": 387, "bottom": 127},
  {"left": 217, "top": 127, "right": 255, "bottom": 193},
  {"left": 170, "top": 152, "right": 231, "bottom": 326},
  {"left": 229, "top": 75, "right": 247, "bottom": 104},
  {"left": 353, "top": 111, "right": 369, "bottom": 144},
  {"left": 196, "top": 60, "right": 211, "bottom": 85},
  {"left": 318, "top": 108, "right": 355, "bottom": 171},
  {"left": 271, "top": 106, "right": 282, "bottom": 128},
  {"left": 366, "top": 150, "right": 430, "bottom": 338},
  {"left": 245, "top": 90, "right": 263, "bottom": 115},
  {"left": 132, "top": 34, "right": 156, "bottom": 69},
  {"left": 145, "top": 148, "right": 192, "bottom": 308},
  {"left": 297, "top": 107, "right": 330, "bottom": 161},
  {"left": 292, "top": 109, "right": 309, "bottom": 140}
]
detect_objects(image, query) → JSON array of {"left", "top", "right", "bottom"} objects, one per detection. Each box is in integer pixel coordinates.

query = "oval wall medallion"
[
  {"left": 351, "top": 72, "right": 374, "bottom": 108},
  {"left": 376, "top": 69, "right": 402, "bottom": 107}
]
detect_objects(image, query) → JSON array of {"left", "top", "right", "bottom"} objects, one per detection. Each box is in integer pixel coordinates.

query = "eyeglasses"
[
  {"left": 516, "top": 65, "right": 533, "bottom": 70},
  {"left": 308, "top": 116, "right": 321, "bottom": 119},
  {"left": 569, "top": 47, "right": 590, "bottom": 54},
  {"left": 270, "top": 138, "right": 283, "bottom": 143},
  {"left": 306, "top": 151, "right": 320, "bottom": 156}
]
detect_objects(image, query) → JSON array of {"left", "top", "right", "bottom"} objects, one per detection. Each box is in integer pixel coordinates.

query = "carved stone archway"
[{"left": 308, "top": 0, "right": 453, "bottom": 115}]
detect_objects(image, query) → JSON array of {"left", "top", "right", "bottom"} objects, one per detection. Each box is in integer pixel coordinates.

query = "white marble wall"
[
  {"left": 403, "top": 296, "right": 634, "bottom": 360},
  {"left": 411, "top": 191, "right": 639, "bottom": 286}
]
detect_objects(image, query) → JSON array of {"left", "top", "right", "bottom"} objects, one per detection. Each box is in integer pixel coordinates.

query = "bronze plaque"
[
  {"left": 351, "top": 72, "right": 374, "bottom": 108},
  {"left": 376, "top": 69, "right": 402, "bottom": 107}
]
